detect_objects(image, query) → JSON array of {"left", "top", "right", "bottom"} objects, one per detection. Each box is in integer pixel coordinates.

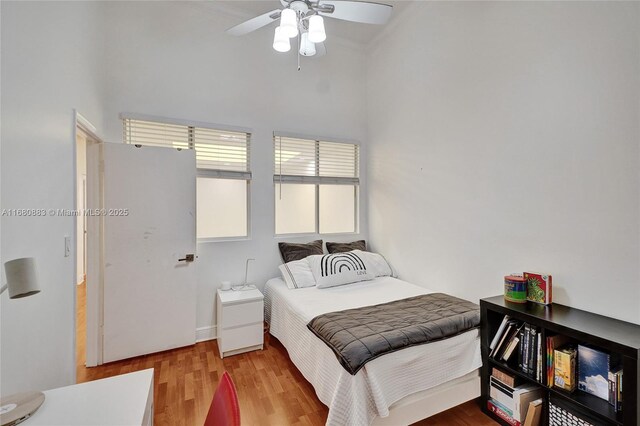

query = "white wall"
[
  {"left": 100, "top": 1, "right": 368, "bottom": 339},
  {"left": 1, "top": 1, "right": 105, "bottom": 394},
  {"left": 367, "top": 1, "right": 640, "bottom": 324}
]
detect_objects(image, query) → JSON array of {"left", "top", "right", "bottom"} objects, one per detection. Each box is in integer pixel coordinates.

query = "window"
[
  {"left": 123, "top": 115, "right": 251, "bottom": 239},
  {"left": 274, "top": 134, "right": 359, "bottom": 235}
]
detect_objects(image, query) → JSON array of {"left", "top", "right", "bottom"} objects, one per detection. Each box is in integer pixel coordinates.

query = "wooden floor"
[{"left": 76, "top": 283, "right": 496, "bottom": 425}]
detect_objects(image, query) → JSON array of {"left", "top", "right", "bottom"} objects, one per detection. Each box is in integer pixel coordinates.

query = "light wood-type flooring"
[{"left": 76, "top": 283, "right": 496, "bottom": 425}]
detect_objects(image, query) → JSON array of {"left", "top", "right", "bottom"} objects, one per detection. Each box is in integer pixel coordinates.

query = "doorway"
[{"left": 74, "top": 113, "right": 101, "bottom": 381}]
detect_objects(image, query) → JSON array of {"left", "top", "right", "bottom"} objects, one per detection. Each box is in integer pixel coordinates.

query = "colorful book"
[
  {"left": 524, "top": 272, "right": 552, "bottom": 305},
  {"left": 546, "top": 335, "right": 570, "bottom": 387},
  {"left": 488, "top": 399, "right": 520, "bottom": 426},
  {"left": 578, "top": 345, "right": 609, "bottom": 401}
]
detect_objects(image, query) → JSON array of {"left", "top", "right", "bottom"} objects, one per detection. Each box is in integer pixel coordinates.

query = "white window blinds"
[
  {"left": 123, "top": 116, "right": 251, "bottom": 179},
  {"left": 274, "top": 134, "right": 359, "bottom": 185}
]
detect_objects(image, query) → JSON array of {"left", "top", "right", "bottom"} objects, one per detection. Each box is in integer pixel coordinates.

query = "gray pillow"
[
  {"left": 278, "top": 240, "right": 323, "bottom": 263},
  {"left": 326, "top": 240, "right": 366, "bottom": 254}
]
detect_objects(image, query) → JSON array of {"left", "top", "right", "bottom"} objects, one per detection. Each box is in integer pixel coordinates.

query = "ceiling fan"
[{"left": 226, "top": 0, "right": 393, "bottom": 62}]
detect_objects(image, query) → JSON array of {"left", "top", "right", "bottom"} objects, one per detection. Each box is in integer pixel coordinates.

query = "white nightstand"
[{"left": 216, "top": 288, "right": 264, "bottom": 358}]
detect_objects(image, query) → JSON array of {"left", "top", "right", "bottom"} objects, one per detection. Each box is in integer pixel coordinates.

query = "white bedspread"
[{"left": 264, "top": 276, "right": 482, "bottom": 426}]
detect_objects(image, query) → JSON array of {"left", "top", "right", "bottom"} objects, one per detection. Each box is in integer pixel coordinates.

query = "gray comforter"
[{"left": 307, "top": 293, "right": 480, "bottom": 375}]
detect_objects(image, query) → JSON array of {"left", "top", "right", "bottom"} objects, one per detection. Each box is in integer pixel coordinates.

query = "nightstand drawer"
[
  {"left": 219, "top": 323, "right": 263, "bottom": 354},
  {"left": 223, "top": 300, "right": 263, "bottom": 328}
]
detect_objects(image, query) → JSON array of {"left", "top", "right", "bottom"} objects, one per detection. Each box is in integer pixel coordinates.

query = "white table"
[{"left": 24, "top": 369, "right": 153, "bottom": 425}]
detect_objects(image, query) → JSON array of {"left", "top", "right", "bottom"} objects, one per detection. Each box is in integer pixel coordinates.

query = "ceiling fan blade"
[
  {"left": 316, "top": 0, "right": 392, "bottom": 25},
  {"left": 226, "top": 9, "right": 282, "bottom": 36}
]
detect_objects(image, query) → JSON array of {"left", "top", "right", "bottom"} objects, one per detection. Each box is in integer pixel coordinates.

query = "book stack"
[
  {"left": 518, "top": 323, "right": 543, "bottom": 381},
  {"left": 608, "top": 368, "right": 623, "bottom": 412},
  {"left": 488, "top": 368, "right": 544, "bottom": 426}
]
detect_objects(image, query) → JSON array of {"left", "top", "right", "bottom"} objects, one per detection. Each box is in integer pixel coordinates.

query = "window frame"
[
  {"left": 121, "top": 113, "right": 252, "bottom": 242},
  {"left": 273, "top": 131, "right": 360, "bottom": 237}
]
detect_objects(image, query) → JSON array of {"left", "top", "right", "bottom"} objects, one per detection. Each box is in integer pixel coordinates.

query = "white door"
[{"left": 102, "top": 142, "right": 196, "bottom": 363}]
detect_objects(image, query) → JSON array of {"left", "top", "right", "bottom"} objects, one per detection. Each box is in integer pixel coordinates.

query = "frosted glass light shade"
[
  {"left": 280, "top": 8, "right": 298, "bottom": 38},
  {"left": 3, "top": 257, "right": 39, "bottom": 299},
  {"left": 299, "top": 32, "right": 316, "bottom": 56},
  {"left": 308, "top": 15, "right": 326, "bottom": 43},
  {"left": 273, "top": 26, "right": 291, "bottom": 52}
]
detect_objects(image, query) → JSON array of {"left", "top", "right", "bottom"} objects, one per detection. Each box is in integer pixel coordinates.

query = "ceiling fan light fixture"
[
  {"left": 280, "top": 8, "right": 299, "bottom": 38},
  {"left": 308, "top": 15, "right": 326, "bottom": 43},
  {"left": 299, "top": 32, "right": 316, "bottom": 56},
  {"left": 273, "top": 26, "right": 291, "bottom": 52}
]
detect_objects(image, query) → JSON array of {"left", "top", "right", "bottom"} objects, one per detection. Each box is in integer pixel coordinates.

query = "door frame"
[{"left": 74, "top": 110, "right": 104, "bottom": 367}]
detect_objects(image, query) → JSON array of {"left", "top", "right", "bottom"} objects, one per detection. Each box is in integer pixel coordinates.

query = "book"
[
  {"left": 490, "top": 315, "right": 511, "bottom": 350},
  {"left": 578, "top": 345, "right": 609, "bottom": 401},
  {"left": 502, "top": 335, "right": 520, "bottom": 361},
  {"left": 608, "top": 370, "right": 617, "bottom": 408},
  {"left": 522, "top": 325, "right": 530, "bottom": 375},
  {"left": 536, "top": 332, "right": 542, "bottom": 382},
  {"left": 523, "top": 398, "right": 543, "bottom": 426},
  {"left": 519, "top": 329, "right": 524, "bottom": 372},
  {"left": 608, "top": 367, "right": 623, "bottom": 411},
  {"left": 492, "top": 320, "right": 519, "bottom": 359},
  {"left": 616, "top": 369, "right": 623, "bottom": 411},
  {"left": 488, "top": 399, "right": 520, "bottom": 426},
  {"left": 524, "top": 272, "right": 552, "bottom": 305},
  {"left": 489, "top": 397, "right": 514, "bottom": 417},
  {"left": 554, "top": 346, "right": 577, "bottom": 392},
  {"left": 525, "top": 326, "right": 537, "bottom": 378},
  {"left": 492, "top": 367, "right": 517, "bottom": 388}
]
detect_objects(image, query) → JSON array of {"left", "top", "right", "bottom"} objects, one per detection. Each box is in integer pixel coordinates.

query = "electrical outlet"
[{"left": 64, "top": 236, "right": 71, "bottom": 257}]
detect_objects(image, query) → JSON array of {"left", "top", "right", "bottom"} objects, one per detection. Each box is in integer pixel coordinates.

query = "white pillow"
[
  {"left": 307, "top": 252, "right": 374, "bottom": 289},
  {"left": 352, "top": 250, "right": 397, "bottom": 278},
  {"left": 279, "top": 259, "right": 316, "bottom": 289}
]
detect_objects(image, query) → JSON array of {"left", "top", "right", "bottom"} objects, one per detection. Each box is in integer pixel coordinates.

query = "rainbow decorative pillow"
[
  {"left": 351, "top": 250, "right": 396, "bottom": 278},
  {"left": 307, "top": 251, "right": 374, "bottom": 289}
]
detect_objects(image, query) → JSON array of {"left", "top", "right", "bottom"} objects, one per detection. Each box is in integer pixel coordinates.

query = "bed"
[{"left": 264, "top": 275, "right": 482, "bottom": 426}]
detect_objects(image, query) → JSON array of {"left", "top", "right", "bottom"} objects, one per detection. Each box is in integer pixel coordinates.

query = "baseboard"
[{"left": 196, "top": 325, "right": 217, "bottom": 343}]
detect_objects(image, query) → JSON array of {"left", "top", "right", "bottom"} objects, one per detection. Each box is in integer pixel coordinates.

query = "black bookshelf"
[{"left": 480, "top": 295, "right": 640, "bottom": 426}]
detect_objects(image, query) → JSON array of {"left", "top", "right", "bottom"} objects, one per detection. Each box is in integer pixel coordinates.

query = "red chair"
[{"left": 204, "top": 371, "right": 240, "bottom": 426}]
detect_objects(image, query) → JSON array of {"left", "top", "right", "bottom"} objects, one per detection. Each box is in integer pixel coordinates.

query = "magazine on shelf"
[{"left": 577, "top": 345, "right": 609, "bottom": 401}]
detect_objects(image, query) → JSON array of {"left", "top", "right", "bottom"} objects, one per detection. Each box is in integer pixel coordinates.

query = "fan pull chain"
[{"left": 297, "top": 30, "right": 301, "bottom": 71}]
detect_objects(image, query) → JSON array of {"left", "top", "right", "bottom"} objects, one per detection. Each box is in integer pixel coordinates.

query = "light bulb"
[
  {"left": 308, "top": 15, "right": 326, "bottom": 43},
  {"left": 273, "top": 26, "right": 290, "bottom": 52},
  {"left": 280, "top": 8, "right": 298, "bottom": 38},
  {"left": 299, "top": 32, "right": 316, "bottom": 57}
]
